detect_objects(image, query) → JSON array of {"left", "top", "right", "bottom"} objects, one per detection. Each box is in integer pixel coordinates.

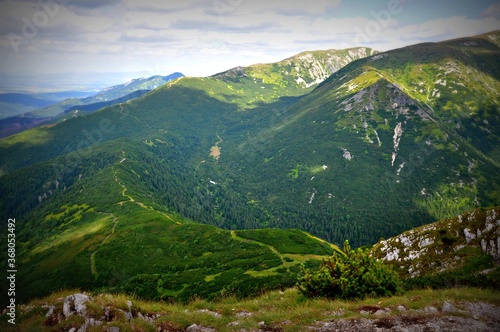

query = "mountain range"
[
  {"left": 0, "top": 72, "right": 184, "bottom": 138},
  {"left": 0, "top": 91, "right": 93, "bottom": 120},
  {"left": 0, "top": 32, "right": 499, "bottom": 305}
]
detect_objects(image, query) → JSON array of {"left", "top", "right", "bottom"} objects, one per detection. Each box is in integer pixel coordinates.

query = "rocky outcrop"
[
  {"left": 309, "top": 300, "right": 500, "bottom": 332},
  {"left": 372, "top": 207, "right": 500, "bottom": 277},
  {"left": 63, "top": 293, "right": 89, "bottom": 318},
  {"left": 43, "top": 293, "right": 134, "bottom": 332}
]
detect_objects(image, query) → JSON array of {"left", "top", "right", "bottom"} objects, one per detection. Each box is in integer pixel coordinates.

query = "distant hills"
[
  {"left": 31, "top": 72, "right": 184, "bottom": 118},
  {"left": 0, "top": 32, "right": 499, "bottom": 305},
  {"left": 0, "top": 91, "right": 93, "bottom": 119},
  {"left": 0, "top": 72, "right": 184, "bottom": 138}
]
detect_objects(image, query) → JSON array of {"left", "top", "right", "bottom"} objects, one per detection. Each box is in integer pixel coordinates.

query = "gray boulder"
[{"left": 63, "top": 293, "right": 90, "bottom": 318}]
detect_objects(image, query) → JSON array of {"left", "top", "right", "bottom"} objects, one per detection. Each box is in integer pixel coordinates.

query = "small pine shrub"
[{"left": 297, "top": 240, "right": 402, "bottom": 300}]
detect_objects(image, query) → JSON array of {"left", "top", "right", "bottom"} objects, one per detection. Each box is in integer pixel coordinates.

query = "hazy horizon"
[{"left": 1, "top": 0, "right": 499, "bottom": 92}]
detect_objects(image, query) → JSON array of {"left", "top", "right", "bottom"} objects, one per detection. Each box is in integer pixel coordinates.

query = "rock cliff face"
[
  {"left": 371, "top": 207, "right": 500, "bottom": 278},
  {"left": 214, "top": 47, "right": 377, "bottom": 89},
  {"left": 281, "top": 48, "right": 377, "bottom": 88}
]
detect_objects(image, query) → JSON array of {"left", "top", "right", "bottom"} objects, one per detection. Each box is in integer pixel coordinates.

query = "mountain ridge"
[
  {"left": 31, "top": 72, "right": 185, "bottom": 118},
  {"left": 0, "top": 72, "right": 184, "bottom": 139},
  {"left": 1, "top": 32, "right": 498, "bottom": 240},
  {"left": 212, "top": 47, "right": 377, "bottom": 90}
]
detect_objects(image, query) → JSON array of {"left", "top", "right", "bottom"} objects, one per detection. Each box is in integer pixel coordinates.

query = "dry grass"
[{"left": 2, "top": 287, "right": 499, "bottom": 332}]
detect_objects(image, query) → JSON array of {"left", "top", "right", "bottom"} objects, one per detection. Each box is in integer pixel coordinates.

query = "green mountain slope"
[
  {"left": 0, "top": 34, "right": 499, "bottom": 305},
  {"left": 205, "top": 31, "right": 500, "bottom": 245},
  {"left": 0, "top": 35, "right": 498, "bottom": 245},
  {"left": 2, "top": 206, "right": 499, "bottom": 330},
  {"left": 0, "top": 138, "right": 337, "bottom": 305}
]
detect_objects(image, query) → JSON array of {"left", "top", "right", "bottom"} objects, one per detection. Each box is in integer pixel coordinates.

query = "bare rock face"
[
  {"left": 43, "top": 293, "right": 104, "bottom": 332},
  {"left": 186, "top": 324, "right": 217, "bottom": 332},
  {"left": 63, "top": 293, "right": 89, "bottom": 318},
  {"left": 371, "top": 207, "right": 500, "bottom": 278},
  {"left": 442, "top": 301, "right": 459, "bottom": 313}
]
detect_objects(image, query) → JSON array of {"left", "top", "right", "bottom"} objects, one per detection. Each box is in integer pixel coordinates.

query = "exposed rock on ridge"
[{"left": 372, "top": 207, "right": 500, "bottom": 277}]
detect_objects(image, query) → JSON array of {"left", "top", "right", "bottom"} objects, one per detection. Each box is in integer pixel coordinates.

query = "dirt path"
[
  {"left": 90, "top": 213, "right": 118, "bottom": 275},
  {"left": 118, "top": 102, "right": 153, "bottom": 130},
  {"left": 230, "top": 230, "right": 285, "bottom": 265},
  {"left": 90, "top": 160, "right": 180, "bottom": 274}
]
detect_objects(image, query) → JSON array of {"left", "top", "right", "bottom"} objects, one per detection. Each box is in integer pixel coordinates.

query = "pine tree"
[{"left": 297, "top": 240, "right": 401, "bottom": 299}]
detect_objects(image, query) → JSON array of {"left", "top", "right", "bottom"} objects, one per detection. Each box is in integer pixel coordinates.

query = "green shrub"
[
  {"left": 297, "top": 240, "right": 402, "bottom": 300},
  {"left": 403, "top": 255, "right": 499, "bottom": 291}
]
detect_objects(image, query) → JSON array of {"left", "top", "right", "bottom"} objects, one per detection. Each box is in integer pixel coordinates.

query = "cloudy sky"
[{"left": 0, "top": 0, "right": 499, "bottom": 92}]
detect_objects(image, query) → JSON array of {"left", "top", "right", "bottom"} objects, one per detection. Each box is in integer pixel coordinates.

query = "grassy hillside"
[
  {"left": 0, "top": 136, "right": 337, "bottom": 306},
  {"left": 3, "top": 207, "right": 498, "bottom": 331}
]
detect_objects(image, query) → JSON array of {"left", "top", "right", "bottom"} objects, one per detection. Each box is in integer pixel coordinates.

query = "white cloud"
[
  {"left": 1, "top": 0, "right": 500, "bottom": 90},
  {"left": 230, "top": 0, "right": 342, "bottom": 16},
  {"left": 378, "top": 16, "right": 500, "bottom": 49}
]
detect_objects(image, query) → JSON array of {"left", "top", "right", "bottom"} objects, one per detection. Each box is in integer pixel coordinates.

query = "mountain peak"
[{"left": 212, "top": 47, "right": 377, "bottom": 89}]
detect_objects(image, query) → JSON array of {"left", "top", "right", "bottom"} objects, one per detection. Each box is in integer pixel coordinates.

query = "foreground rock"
[
  {"left": 309, "top": 301, "right": 500, "bottom": 332},
  {"left": 5, "top": 292, "right": 500, "bottom": 331},
  {"left": 310, "top": 315, "right": 498, "bottom": 332}
]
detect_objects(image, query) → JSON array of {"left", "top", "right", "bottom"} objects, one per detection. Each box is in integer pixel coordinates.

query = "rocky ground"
[
  {"left": 4, "top": 292, "right": 499, "bottom": 332},
  {"left": 308, "top": 301, "right": 500, "bottom": 332}
]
